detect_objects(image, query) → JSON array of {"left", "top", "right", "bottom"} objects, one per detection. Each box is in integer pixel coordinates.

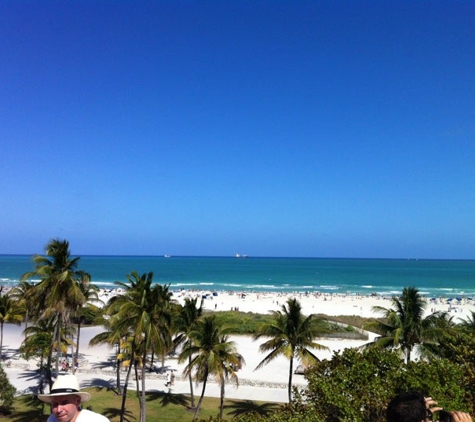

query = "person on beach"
[
  {"left": 165, "top": 370, "right": 171, "bottom": 387},
  {"left": 170, "top": 369, "right": 175, "bottom": 386},
  {"left": 38, "top": 374, "right": 110, "bottom": 422},
  {"left": 386, "top": 391, "right": 472, "bottom": 422}
]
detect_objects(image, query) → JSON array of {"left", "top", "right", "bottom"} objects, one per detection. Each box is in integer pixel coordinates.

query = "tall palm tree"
[
  {"left": 89, "top": 312, "right": 131, "bottom": 395},
  {"left": 180, "top": 315, "right": 242, "bottom": 420},
  {"left": 173, "top": 297, "right": 203, "bottom": 408},
  {"left": 20, "top": 317, "right": 66, "bottom": 392},
  {"left": 215, "top": 335, "right": 244, "bottom": 420},
  {"left": 253, "top": 297, "right": 329, "bottom": 402},
  {"left": 108, "top": 272, "right": 173, "bottom": 422},
  {"left": 149, "top": 283, "right": 174, "bottom": 372},
  {"left": 364, "top": 286, "right": 442, "bottom": 363},
  {"left": 0, "top": 288, "right": 24, "bottom": 358},
  {"left": 72, "top": 271, "right": 102, "bottom": 374},
  {"left": 21, "top": 239, "right": 85, "bottom": 377}
]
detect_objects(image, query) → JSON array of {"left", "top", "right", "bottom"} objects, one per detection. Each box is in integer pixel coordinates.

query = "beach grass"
[
  {"left": 7, "top": 387, "right": 280, "bottom": 422},
  {"left": 209, "top": 310, "right": 370, "bottom": 339}
]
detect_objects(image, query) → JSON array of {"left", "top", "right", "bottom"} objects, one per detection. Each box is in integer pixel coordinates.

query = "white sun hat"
[{"left": 38, "top": 374, "right": 91, "bottom": 403}]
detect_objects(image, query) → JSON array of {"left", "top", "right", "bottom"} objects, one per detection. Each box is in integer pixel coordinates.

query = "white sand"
[{"left": 3, "top": 291, "right": 474, "bottom": 403}]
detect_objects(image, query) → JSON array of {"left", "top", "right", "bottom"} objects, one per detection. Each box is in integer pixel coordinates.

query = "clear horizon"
[
  {"left": 2, "top": 252, "right": 474, "bottom": 262},
  {"left": 1, "top": 2, "right": 474, "bottom": 259}
]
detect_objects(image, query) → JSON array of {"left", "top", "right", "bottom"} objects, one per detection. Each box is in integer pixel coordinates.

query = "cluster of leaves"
[
  {"left": 435, "top": 329, "right": 475, "bottom": 409},
  {"left": 0, "top": 364, "right": 15, "bottom": 415}
]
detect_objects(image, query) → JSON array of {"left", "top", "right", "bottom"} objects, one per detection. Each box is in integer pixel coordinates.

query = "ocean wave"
[
  {"left": 199, "top": 282, "right": 214, "bottom": 285},
  {"left": 94, "top": 281, "right": 117, "bottom": 288},
  {"left": 246, "top": 284, "right": 277, "bottom": 289},
  {"left": 319, "top": 285, "right": 340, "bottom": 290}
]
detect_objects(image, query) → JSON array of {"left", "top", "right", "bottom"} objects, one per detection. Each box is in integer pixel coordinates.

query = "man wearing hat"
[{"left": 38, "top": 374, "right": 110, "bottom": 422}]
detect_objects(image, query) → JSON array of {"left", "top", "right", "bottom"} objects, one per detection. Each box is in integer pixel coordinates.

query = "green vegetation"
[
  {"left": 254, "top": 298, "right": 330, "bottom": 402},
  {"left": 0, "top": 364, "right": 15, "bottom": 414},
  {"left": 207, "top": 310, "right": 367, "bottom": 340},
  {"left": 4, "top": 239, "right": 475, "bottom": 420},
  {"left": 180, "top": 315, "right": 242, "bottom": 419},
  {"left": 5, "top": 387, "right": 281, "bottom": 422},
  {"left": 364, "top": 286, "right": 445, "bottom": 363}
]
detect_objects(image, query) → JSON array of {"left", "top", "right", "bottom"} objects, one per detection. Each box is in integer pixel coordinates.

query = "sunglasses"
[{"left": 426, "top": 409, "right": 433, "bottom": 421}]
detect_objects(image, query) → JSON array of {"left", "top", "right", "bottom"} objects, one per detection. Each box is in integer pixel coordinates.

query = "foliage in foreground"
[
  {"left": 223, "top": 345, "right": 473, "bottom": 422},
  {"left": 0, "top": 363, "right": 16, "bottom": 415}
]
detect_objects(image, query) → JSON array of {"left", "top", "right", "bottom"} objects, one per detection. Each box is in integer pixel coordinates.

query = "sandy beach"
[{"left": 3, "top": 290, "right": 474, "bottom": 403}]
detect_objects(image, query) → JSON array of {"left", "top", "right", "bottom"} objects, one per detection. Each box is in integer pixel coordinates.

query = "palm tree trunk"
[
  {"left": 53, "top": 317, "right": 61, "bottom": 376},
  {"left": 120, "top": 347, "right": 135, "bottom": 422},
  {"left": 47, "top": 342, "right": 54, "bottom": 388},
  {"left": 116, "top": 343, "right": 122, "bottom": 395},
  {"left": 140, "top": 350, "right": 147, "bottom": 422},
  {"left": 149, "top": 348, "right": 155, "bottom": 372},
  {"left": 219, "top": 376, "right": 225, "bottom": 420},
  {"left": 188, "top": 355, "right": 195, "bottom": 408},
  {"left": 73, "top": 320, "right": 82, "bottom": 374},
  {"left": 193, "top": 373, "right": 208, "bottom": 420},
  {"left": 24, "top": 311, "right": 29, "bottom": 338},
  {"left": 288, "top": 356, "right": 294, "bottom": 402},
  {"left": 0, "top": 322, "right": 4, "bottom": 359},
  {"left": 134, "top": 362, "right": 140, "bottom": 393}
]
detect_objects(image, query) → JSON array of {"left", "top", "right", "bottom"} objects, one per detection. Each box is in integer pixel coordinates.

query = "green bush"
[{"left": 0, "top": 364, "right": 16, "bottom": 415}]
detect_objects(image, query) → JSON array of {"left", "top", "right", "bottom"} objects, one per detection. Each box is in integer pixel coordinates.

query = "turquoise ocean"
[{"left": 1, "top": 255, "right": 475, "bottom": 299}]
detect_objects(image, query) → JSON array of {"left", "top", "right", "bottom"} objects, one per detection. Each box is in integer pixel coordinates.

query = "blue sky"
[{"left": 1, "top": 1, "right": 474, "bottom": 258}]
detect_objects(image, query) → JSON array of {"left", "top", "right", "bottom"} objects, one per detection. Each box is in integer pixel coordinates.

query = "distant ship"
[
  {"left": 235, "top": 253, "right": 248, "bottom": 258},
  {"left": 164, "top": 254, "right": 171, "bottom": 258}
]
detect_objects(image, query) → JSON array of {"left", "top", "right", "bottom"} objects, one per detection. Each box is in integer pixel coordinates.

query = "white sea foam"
[{"left": 319, "top": 285, "right": 339, "bottom": 290}]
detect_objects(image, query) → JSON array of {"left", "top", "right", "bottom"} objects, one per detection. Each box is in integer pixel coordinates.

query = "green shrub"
[{"left": 0, "top": 364, "right": 16, "bottom": 415}]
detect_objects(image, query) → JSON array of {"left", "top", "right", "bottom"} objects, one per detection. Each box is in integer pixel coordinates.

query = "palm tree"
[
  {"left": 253, "top": 297, "right": 329, "bottom": 402},
  {"left": 21, "top": 239, "right": 85, "bottom": 377},
  {"left": 107, "top": 271, "right": 173, "bottom": 422},
  {"left": 173, "top": 297, "right": 203, "bottom": 408},
  {"left": 9, "top": 280, "right": 33, "bottom": 335},
  {"left": 20, "top": 317, "right": 59, "bottom": 392},
  {"left": 215, "top": 335, "right": 244, "bottom": 420},
  {"left": 179, "top": 315, "right": 242, "bottom": 420},
  {"left": 72, "top": 271, "right": 102, "bottom": 374},
  {"left": 459, "top": 310, "right": 475, "bottom": 331},
  {"left": 89, "top": 312, "right": 131, "bottom": 395},
  {"left": 0, "top": 288, "right": 24, "bottom": 358},
  {"left": 364, "top": 286, "right": 443, "bottom": 363}
]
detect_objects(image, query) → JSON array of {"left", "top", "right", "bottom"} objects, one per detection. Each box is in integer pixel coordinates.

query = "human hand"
[
  {"left": 425, "top": 397, "right": 443, "bottom": 413},
  {"left": 449, "top": 411, "right": 472, "bottom": 422}
]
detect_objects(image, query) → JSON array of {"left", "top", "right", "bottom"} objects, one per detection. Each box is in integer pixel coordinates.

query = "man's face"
[{"left": 50, "top": 394, "right": 81, "bottom": 422}]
